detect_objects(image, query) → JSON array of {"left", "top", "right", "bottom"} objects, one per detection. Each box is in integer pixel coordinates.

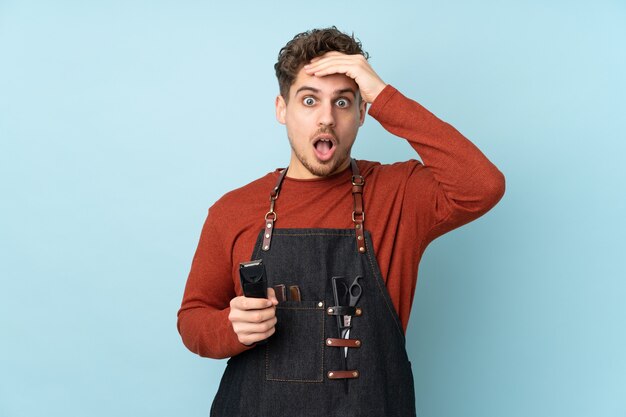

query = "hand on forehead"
[{"left": 303, "top": 52, "right": 386, "bottom": 104}]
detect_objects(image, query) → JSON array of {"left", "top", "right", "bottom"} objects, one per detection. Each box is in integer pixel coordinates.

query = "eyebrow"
[{"left": 294, "top": 86, "right": 357, "bottom": 97}]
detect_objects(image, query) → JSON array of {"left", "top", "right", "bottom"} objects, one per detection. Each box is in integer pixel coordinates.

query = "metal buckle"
[
  {"left": 351, "top": 175, "right": 365, "bottom": 186},
  {"left": 352, "top": 211, "right": 365, "bottom": 222}
]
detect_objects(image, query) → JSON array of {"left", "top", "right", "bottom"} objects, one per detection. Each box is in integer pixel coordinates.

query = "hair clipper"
[{"left": 239, "top": 259, "right": 268, "bottom": 298}]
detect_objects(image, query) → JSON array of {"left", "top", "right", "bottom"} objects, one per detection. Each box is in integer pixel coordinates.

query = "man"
[{"left": 178, "top": 27, "right": 505, "bottom": 416}]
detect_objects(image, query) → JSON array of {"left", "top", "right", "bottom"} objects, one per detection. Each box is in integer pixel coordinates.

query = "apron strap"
[
  {"left": 262, "top": 159, "right": 366, "bottom": 253},
  {"left": 350, "top": 159, "right": 366, "bottom": 254},
  {"left": 262, "top": 167, "right": 288, "bottom": 251}
]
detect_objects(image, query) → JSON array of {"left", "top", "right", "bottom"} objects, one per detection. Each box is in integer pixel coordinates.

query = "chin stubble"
[{"left": 288, "top": 136, "right": 351, "bottom": 177}]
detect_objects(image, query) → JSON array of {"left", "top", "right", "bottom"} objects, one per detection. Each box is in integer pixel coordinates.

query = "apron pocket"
[{"left": 266, "top": 300, "right": 324, "bottom": 382}]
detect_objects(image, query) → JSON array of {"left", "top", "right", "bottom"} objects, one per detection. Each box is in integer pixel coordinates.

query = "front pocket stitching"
[{"left": 265, "top": 304, "right": 324, "bottom": 383}]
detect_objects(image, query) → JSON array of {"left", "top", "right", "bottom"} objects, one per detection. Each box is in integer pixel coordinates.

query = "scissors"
[{"left": 340, "top": 275, "right": 362, "bottom": 340}]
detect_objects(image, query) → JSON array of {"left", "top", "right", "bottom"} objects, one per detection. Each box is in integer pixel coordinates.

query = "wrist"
[{"left": 367, "top": 82, "right": 388, "bottom": 103}]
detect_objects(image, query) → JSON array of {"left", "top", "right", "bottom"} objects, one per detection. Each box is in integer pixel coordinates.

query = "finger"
[
  {"left": 233, "top": 316, "right": 277, "bottom": 335},
  {"left": 232, "top": 305, "right": 276, "bottom": 324},
  {"left": 307, "top": 63, "right": 360, "bottom": 80},
  {"left": 306, "top": 53, "right": 362, "bottom": 68},
  {"left": 230, "top": 295, "right": 273, "bottom": 311},
  {"left": 233, "top": 315, "right": 277, "bottom": 346},
  {"left": 266, "top": 287, "right": 279, "bottom": 305},
  {"left": 304, "top": 61, "right": 347, "bottom": 75},
  {"left": 305, "top": 58, "right": 366, "bottom": 78},
  {"left": 310, "top": 51, "right": 347, "bottom": 62},
  {"left": 238, "top": 326, "right": 277, "bottom": 346},
  {"left": 305, "top": 56, "right": 355, "bottom": 72}
]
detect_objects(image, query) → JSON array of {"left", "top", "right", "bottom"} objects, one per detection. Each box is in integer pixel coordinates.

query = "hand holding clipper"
[{"left": 228, "top": 260, "right": 278, "bottom": 346}]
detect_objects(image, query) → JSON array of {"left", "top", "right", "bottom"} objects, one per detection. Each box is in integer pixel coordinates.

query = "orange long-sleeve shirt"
[{"left": 177, "top": 85, "right": 505, "bottom": 359}]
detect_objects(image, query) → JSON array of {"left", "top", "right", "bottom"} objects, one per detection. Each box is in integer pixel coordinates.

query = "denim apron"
[{"left": 211, "top": 160, "right": 416, "bottom": 417}]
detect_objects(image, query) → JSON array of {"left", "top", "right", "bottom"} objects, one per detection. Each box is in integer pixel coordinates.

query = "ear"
[
  {"left": 358, "top": 100, "right": 367, "bottom": 126},
  {"left": 275, "top": 95, "right": 287, "bottom": 125}
]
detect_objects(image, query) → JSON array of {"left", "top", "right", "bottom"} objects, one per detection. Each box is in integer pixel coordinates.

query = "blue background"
[{"left": 1, "top": 1, "right": 625, "bottom": 416}]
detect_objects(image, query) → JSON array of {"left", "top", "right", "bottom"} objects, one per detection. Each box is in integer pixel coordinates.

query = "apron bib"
[{"left": 211, "top": 160, "right": 416, "bottom": 417}]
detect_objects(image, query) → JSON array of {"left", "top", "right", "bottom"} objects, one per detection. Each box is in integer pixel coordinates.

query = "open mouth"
[
  {"left": 313, "top": 137, "right": 336, "bottom": 162},
  {"left": 314, "top": 138, "right": 334, "bottom": 154}
]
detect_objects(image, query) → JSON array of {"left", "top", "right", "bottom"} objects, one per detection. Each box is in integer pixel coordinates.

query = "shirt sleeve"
[
  {"left": 368, "top": 85, "right": 506, "bottom": 245},
  {"left": 177, "top": 208, "right": 254, "bottom": 359}
]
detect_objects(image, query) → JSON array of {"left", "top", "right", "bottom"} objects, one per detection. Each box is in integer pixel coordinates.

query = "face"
[{"left": 275, "top": 67, "right": 367, "bottom": 179}]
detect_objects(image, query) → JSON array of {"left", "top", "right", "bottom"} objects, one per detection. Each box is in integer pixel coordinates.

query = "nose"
[{"left": 317, "top": 101, "right": 335, "bottom": 127}]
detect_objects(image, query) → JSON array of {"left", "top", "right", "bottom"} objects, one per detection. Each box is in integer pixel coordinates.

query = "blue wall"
[{"left": 1, "top": 1, "right": 625, "bottom": 416}]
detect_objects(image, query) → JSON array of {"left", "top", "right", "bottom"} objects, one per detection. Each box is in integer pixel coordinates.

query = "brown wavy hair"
[{"left": 274, "top": 27, "right": 369, "bottom": 100}]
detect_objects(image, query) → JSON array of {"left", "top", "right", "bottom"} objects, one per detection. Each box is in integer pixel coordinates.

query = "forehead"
[{"left": 289, "top": 67, "right": 359, "bottom": 99}]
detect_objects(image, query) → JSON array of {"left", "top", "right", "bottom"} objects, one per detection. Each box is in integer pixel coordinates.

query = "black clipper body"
[{"left": 239, "top": 259, "right": 268, "bottom": 298}]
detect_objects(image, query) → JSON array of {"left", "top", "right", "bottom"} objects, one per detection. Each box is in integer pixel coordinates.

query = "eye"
[
  {"left": 335, "top": 98, "right": 350, "bottom": 108},
  {"left": 303, "top": 97, "right": 316, "bottom": 106}
]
